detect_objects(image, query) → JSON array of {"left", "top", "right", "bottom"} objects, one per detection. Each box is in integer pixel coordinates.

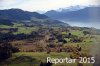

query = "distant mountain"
[
  {"left": 0, "top": 9, "right": 48, "bottom": 20},
  {"left": 57, "top": 5, "right": 85, "bottom": 12},
  {"left": 0, "top": 9, "right": 69, "bottom": 27},
  {"left": 45, "top": 7, "right": 100, "bottom": 22}
]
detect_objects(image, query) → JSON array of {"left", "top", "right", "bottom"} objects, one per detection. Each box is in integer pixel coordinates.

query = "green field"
[
  {"left": 0, "top": 24, "right": 38, "bottom": 34},
  {"left": 5, "top": 52, "right": 93, "bottom": 66}
]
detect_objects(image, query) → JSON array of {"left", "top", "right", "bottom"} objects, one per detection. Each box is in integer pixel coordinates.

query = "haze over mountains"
[
  {"left": 0, "top": 6, "right": 100, "bottom": 29},
  {"left": 45, "top": 6, "right": 100, "bottom": 29}
]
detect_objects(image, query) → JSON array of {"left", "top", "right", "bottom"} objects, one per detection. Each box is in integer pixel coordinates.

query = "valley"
[
  {"left": 0, "top": 23, "right": 99, "bottom": 66},
  {"left": 0, "top": 8, "right": 100, "bottom": 66}
]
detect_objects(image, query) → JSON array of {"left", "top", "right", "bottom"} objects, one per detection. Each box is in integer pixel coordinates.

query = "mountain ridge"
[
  {"left": 45, "top": 7, "right": 100, "bottom": 22},
  {"left": 0, "top": 9, "right": 49, "bottom": 20},
  {"left": 0, "top": 9, "right": 69, "bottom": 27}
]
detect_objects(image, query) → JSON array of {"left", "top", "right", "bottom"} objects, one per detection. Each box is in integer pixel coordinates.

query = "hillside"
[
  {"left": 0, "top": 9, "right": 48, "bottom": 20},
  {"left": 0, "top": 18, "right": 13, "bottom": 26}
]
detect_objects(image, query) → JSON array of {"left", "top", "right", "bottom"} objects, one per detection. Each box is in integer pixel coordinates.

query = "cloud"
[
  {"left": 0, "top": 0, "right": 27, "bottom": 7},
  {"left": 0, "top": 0, "right": 99, "bottom": 11}
]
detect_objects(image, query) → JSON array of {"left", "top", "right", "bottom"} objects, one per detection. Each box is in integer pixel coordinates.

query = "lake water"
[{"left": 62, "top": 21, "right": 100, "bottom": 29}]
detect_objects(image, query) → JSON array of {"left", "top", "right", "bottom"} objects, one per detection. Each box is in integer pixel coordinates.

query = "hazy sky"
[{"left": 0, "top": 0, "right": 99, "bottom": 11}]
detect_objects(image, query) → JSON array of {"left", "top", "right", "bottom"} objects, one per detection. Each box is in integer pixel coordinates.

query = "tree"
[
  {"left": 0, "top": 42, "right": 12, "bottom": 62},
  {"left": 40, "top": 62, "right": 52, "bottom": 66},
  {"left": 83, "top": 31, "right": 90, "bottom": 35},
  {"left": 68, "top": 33, "right": 72, "bottom": 38},
  {"left": 47, "top": 48, "right": 51, "bottom": 54},
  {"left": 0, "top": 42, "right": 19, "bottom": 62}
]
